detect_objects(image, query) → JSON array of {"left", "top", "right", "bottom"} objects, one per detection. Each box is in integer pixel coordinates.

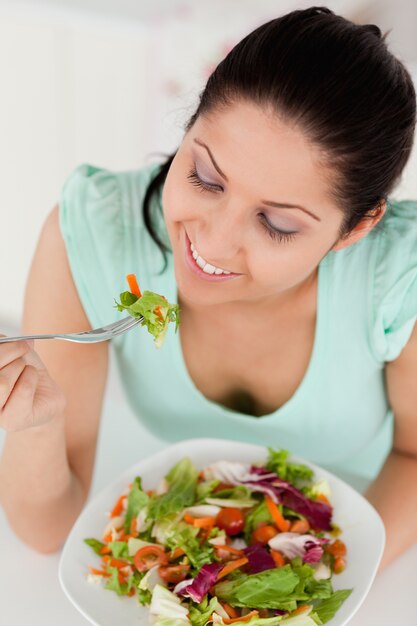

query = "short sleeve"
[
  {"left": 370, "top": 199, "right": 417, "bottom": 362},
  {"left": 58, "top": 163, "right": 125, "bottom": 330}
]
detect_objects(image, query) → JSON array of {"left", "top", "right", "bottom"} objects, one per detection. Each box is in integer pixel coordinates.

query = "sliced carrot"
[
  {"left": 316, "top": 493, "right": 331, "bottom": 506},
  {"left": 214, "top": 545, "right": 244, "bottom": 556},
  {"left": 265, "top": 496, "right": 291, "bottom": 532},
  {"left": 223, "top": 610, "right": 259, "bottom": 624},
  {"left": 183, "top": 513, "right": 195, "bottom": 525},
  {"left": 270, "top": 550, "right": 286, "bottom": 567},
  {"left": 291, "top": 605, "right": 311, "bottom": 616},
  {"left": 110, "top": 494, "right": 126, "bottom": 518},
  {"left": 333, "top": 556, "right": 346, "bottom": 574},
  {"left": 89, "top": 566, "right": 111, "bottom": 577},
  {"left": 102, "top": 556, "right": 130, "bottom": 569},
  {"left": 326, "top": 539, "right": 347, "bottom": 558},
  {"left": 290, "top": 519, "right": 310, "bottom": 534},
  {"left": 130, "top": 517, "right": 138, "bottom": 536},
  {"left": 169, "top": 547, "right": 186, "bottom": 560},
  {"left": 126, "top": 273, "right": 142, "bottom": 298},
  {"left": 193, "top": 516, "right": 216, "bottom": 528},
  {"left": 154, "top": 305, "right": 164, "bottom": 321},
  {"left": 216, "top": 557, "right": 249, "bottom": 581},
  {"left": 100, "top": 545, "right": 112, "bottom": 555},
  {"left": 128, "top": 587, "right": 136, "bottom": 597},
  {"left": 222, "top": 603, "right": 238, "bottom": 618}
]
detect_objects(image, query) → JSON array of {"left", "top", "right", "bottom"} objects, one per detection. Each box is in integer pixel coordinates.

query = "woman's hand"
[{"left": 0, "top": 337, "right": 66, "bottom": 431}]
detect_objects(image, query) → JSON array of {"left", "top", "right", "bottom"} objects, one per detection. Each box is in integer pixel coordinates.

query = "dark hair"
[{"left": 144, "top": 5, "right": 416, "bottom": 270}]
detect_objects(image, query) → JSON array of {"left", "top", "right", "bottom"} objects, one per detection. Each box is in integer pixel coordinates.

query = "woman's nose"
[{"left": 199, "top": 206, "right": 243, "bottom": 263}]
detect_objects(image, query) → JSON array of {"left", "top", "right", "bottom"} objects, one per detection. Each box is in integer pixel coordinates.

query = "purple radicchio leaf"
[
  {"left": 243, "top": 543, "right": 276, "bottom": 573},
  {"left": 268, "top": 532, "right": 327, "bottom": 564},
  {"left": 303, "top": 539, "right": 327, "bottom": 564},
  {"left": 244, "top": 466, "right": 332, "bottom": 531},
  {"left": 174, "top": 562, "right": 223, "bottom": 603}
]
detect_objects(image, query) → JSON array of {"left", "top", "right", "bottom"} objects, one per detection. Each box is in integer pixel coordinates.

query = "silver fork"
[{"left": 0, "top": 315, "right": 143, "bottom": 344}]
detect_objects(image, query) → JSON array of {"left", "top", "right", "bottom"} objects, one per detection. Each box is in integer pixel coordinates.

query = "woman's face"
[{"left": 162, "top": 100, "right": 355, "bottom": 309}]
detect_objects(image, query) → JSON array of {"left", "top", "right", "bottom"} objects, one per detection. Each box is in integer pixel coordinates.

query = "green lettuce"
[
  {"left": 313, "top": 589, "right": 353, "bottom": 624},
  {"left": 115, "top": 289, "right": 180, "bottom": 348},
  {"left": 243, "top": 500, "right": 273, "bottom": 542},
  {"left": 213, "top": 566, "right": 300, "bottom": 609},
  {"left": 104, "top": 566, "right": 135, "bottom": 596},
  {"left": 189, "top": 596, "right": 219, "bottom": 626},
  {"left": 84, "top": 537, "right": 105, "bottom": 555},
  {"left": 123, "top": 476, "right": 149, "bottom": 534},
  {"left": 152, "top": 513, "right": 213, "bottom": 571},
  {"left": 265, "top": 449, "right": 313, "bottom": 488},
  {"left": 147, "top": 458, "right": 199, "bottom": 520},
  {"left": 108, "top": 540, "right": 130, "bottom": 559}
]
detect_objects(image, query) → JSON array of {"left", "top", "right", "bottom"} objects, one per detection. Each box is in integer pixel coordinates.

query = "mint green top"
[{"left": 59, "top": 162, "right": 417, "bottom": 488}]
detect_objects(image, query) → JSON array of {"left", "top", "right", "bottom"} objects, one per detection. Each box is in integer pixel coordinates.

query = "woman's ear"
[{"left": 331, "top": 200, "right": 387, "bottom": 251}]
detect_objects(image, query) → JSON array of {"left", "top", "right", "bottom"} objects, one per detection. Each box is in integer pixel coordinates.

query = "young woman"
[{"left": 0, "top": 6, "right": 416, "bottom": 570}]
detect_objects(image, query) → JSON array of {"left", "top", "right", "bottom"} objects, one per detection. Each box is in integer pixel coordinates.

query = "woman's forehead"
[{"left": 187, "top": 101, "right": 336, "bottom": 216}]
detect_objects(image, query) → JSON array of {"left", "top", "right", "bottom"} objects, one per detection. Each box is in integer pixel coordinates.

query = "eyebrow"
[{"left": 193, "top": 137, "right": 321, "bottom": 222}]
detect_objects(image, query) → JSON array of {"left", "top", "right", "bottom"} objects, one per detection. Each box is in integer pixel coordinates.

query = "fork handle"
[{"left": 0, "top": 334, "right": 65, "bottom": 343}]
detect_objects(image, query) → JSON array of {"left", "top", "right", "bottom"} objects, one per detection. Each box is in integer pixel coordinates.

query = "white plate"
[{"left": 59, "top": 438, "right": 385, "bottom": 626}]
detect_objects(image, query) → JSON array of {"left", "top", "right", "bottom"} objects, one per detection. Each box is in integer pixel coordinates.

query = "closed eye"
[
  {"left": 187, "top": 167, "right": 223, "bottom": 192},
  {"left": 187, "top": 166, "right": 298, "bottom": 244}
]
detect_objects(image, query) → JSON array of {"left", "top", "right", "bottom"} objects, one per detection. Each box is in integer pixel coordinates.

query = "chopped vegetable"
[
  {"left": 84, "top": 448, "right": 352, "bottom": 624},
  {"left": 114, "top": 273, "right": 180, "bottom": 348},
  {"left": 133, "top": 545, "right": 169, "bottom": 572}
]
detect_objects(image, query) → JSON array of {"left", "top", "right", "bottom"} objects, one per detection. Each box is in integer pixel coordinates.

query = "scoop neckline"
[{"left": 166, "top": 257, "right": 329, "bottom": 421}]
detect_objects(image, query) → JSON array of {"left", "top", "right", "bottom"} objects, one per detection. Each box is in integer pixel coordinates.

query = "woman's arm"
[
  {"left": 0, "top": 205, "right": 108, "bottom": 553},
  {"left": 365, "top": 320, "right": 417, "bottom": 571}
]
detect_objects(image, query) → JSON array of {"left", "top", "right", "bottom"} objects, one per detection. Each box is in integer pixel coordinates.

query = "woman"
[{"left": 0, "top": 6, "right": 416, "bottom": 570}]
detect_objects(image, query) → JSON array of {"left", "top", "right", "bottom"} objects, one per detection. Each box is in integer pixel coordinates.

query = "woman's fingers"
[
  {"left": 0, "top": 364, "right": 39, "bottom": 431},
  {"left": 0, "top": 357, "right": 27, "bottom": 410},
  {"left": 0, "top": 338, "right": 32, "bottom": 369}
]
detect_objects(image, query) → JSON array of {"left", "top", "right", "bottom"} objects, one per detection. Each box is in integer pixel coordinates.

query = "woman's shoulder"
[
  {"left": 59, "top": 160, "right": 162, "bottom": 228},
  {"left": 58, "top": 161, "right": 166, "bottom": 330},
  {"left": 367, "top": 198, "right": 417, "bottom": 361}
]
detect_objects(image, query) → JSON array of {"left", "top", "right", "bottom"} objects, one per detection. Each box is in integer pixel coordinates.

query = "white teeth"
[
  {"left": 189, "top": 237, "right": 232, "bottom": 275},
  {"left": 203, "top": 263, "right": 216, "bottom": 274}
]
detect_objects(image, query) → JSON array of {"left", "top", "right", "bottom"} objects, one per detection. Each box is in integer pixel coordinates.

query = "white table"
[{"left": 1, "top": 356, "right": 416, "bottom": 625}]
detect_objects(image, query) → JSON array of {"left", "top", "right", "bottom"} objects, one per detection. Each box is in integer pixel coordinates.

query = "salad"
[
  {"left": 84, "top": 449, "right": 352, "bottom": 626},
  {"left": 114, "top": 273, "right": 180, "bottom": 348}
]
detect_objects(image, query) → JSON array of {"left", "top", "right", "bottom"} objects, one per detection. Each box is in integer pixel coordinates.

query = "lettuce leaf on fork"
[{"left": 114, "top": 275, "right": 180, "bottom": 348}]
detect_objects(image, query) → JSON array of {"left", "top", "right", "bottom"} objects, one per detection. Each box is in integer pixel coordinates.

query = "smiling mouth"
[
  {"left": 184, "top": 231, "right": 242, "bottom": 280},
  {"left": 189, "top": 242, "right": 233, "bottom": 275}
]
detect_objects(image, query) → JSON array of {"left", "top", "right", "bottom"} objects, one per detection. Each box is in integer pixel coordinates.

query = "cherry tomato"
[
  {"left": 158, "top": 564, "right": 190, "bottom": 583},
  {"left": 251, "top": 524, "right": 278, "bottom": 544},
  {"left": 134, "top": 545, "right": 168, "bottom": 572},
  {"left": 215, "top": 508, "right": 245, "bottom": 536}
]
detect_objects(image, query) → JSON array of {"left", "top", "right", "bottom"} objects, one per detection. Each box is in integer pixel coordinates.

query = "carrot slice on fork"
[{"left": 126, "top": 274, "right": 142, "bottom": 298}]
